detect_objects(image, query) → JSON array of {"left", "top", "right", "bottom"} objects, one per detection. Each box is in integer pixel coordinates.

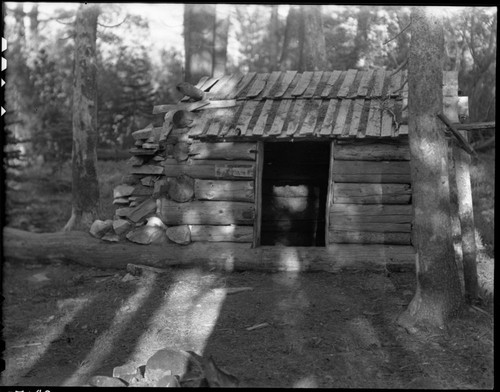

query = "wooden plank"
[
  {"left": 132, "top": 126, "right": 163, "bottom": 140},
  {"left": 234, "top": 72, "right": 257, "bottom": 98},
  {"left": 208, "top": 74, "right": 236, "bottom": 96},
  {"left": 299, "top": 99, "right": 321, "bottom": 135},
  {"left": 127, "top": 198, "right": 157, "bottom": 223},
  {"left": 332, "top": 99, "right": 351, "bottom": 135},
  {"left": 286, "top": 100, "right": 307, "bottom": 136},
  {"left": 330, "top": 222, "right": 411, "bottom": 232},
  {"left": 189, "top": 225, "right": 254, "bottom": 242},
  {"left": 291, "top": 71, "right": 315, "bottom": 96},
  {"left": 337, "top": 69, "right": 358, "bottom": 98},
  {"left": 398, "top": 124, "right": 409, "bottom": 135},
  {"left": 152, "top": 101, "right": 211, "bottom": 115},
  {"left": 380, "top": 99, "right": 395, "bottom": 137},
  {"left": 325, "top": 141, "right": 335, "bottom": 244},
  {"left": 356, "top": 70, "right": 374, "bottom": 97},
  {"left": 269, "top": 100, "right": 292, "bottom": 136},
  {"left": 163, "top": 159, "right": 255, "bottom": 179},
  {"left": 303, "top": 71, "right": 324, "bottom": 98},
  {"left": 273, "top": 70, "right": 297, "bottom": 98},
  {"left": 334, "top": 142, "right": 410, "bottom": 160},
  {"left": 388, "top": 70, "right": 403, "bottom": 96},
  {"left": 332, "top": 160, "right": 411, "bottom": 183},
  {"left": 218, "top": 73, "right": 245, "bottom": 99},
  {"left": 252, "top": 99, "right": 274, "bottom": 136},
  {"left": 199, "top": 76, "right": 220, "bottom": 91},
  {"left": 253, "top": 141, "right": 264, "bottom": 247},
  {"left": 261, "top": 71, "right": 282, "bottom": 98},
  {"left": 246, "top": 73, "right": 270, "bottom": 98},
  {"left": 330, "top": 203, "right": 412, "bottom": 216},
  {"left": 189, "top": 142, "right": 256, "bottom": 160},
  {"left": 370, "top": 69, "right": 386, "bottom": 97},
  {"left": 195, "top": 179, "right": 255, "bottom": 202},
  {"left": 319, "top": 99, "right": 339, "bottom": 135},
  {"left": 333, "top": 183, "right": 412, "bottom": 204},
  {"left": 321, "top": 70, "right": 342, "bottom": 97},
  {"left": 129, "top": 148, "right": 157, "bottom": 156},
  {"left": 159, "top": 199, "right": 255, "bottom": 225},
  {"left": 329, "top": 230, "right": 411, "bottom": 245},
  {"left": 194, "top": 75, "right": 209, "bottom": 89},
  {"left": 235, "top": 101, "right": 259, "bottom": 136},
  {"left": 365, "top": 99, "right": 382, "bottom": 137},
  {"left": 348, "top": 99, "right": 364, "bottom": 137}
]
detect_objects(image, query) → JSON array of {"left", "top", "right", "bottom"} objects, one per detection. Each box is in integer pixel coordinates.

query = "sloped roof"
[{"left": 155, "top": 70, "right": 460, "bottom": 140}]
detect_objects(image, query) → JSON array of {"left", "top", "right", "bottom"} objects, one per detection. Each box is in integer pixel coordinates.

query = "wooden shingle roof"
[{"left": 153, "top": 70, "right": 461, "bottom": 141}]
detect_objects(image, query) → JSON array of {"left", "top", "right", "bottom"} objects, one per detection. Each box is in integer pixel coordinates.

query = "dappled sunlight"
[
  {"left": 129, "top": 269, "right": 226, "bottom": 361},
  {"left": 62, "top": 274, "right": 157, "bottom": 386},
  {"left": 2, "top": 296, "right": 93, "bottom": 385}
]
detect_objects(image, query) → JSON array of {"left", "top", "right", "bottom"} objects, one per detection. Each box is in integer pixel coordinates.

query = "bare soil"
[{"left": 1, "top": 259, "right": 493, "bottom": 388}]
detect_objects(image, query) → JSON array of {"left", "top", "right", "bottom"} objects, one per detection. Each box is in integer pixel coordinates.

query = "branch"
[
  {"left": 437, "top": 113, "right": 477, "bottom": 157},
  {"left": 472, "top": 135, "right": 495, "bottom": 152},
  {"left": 384, "top": 21, "right": 411, "bottom": 45},
  {"left": 98, "top": 16, "right": 128, "bottom": 28},
  {"left": 391, "top": 58, "right": 408, "bottom": 76}
]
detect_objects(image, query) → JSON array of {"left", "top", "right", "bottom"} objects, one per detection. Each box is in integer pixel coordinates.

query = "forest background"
[{"left": 2, "top": 3, "right": 496, "bottom": 257}]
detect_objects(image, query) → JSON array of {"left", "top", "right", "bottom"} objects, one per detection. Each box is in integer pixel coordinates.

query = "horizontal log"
[
  {"left": 195, "top": 179, "right": 255, "bottom": 202},
  {"left": 260, "top": 231, "right": 322, "bottom": 247},
  {"left": 332, "top": 161, "right": 411, "bottom": 183},
  {"left": 334, "top": 143, "right": 410, "bottom": 161},
  {"left": 189, "top": 142, "right": 257, "bottom": 161},
  {"left": 3, "top": 228, "right": 414, "bottom": 272},
  {"left": 330, "top": 204, "right": 412, "bottom": 224},
  {"left": 330, "top": 204, "right": 412, "bottom": 216},
  {"left": 263, "top": 164, "right": 329, "bottom": 181},
  {"left": 330, "top": 222, "right": 411, "bottom": 232},
  {"left": 189, "top": 225, "right": 254, "bottom": 242},
  {"left": 329, "top": 230, "right": 411, "bottom": 245},
  {"left": 159, "top": 198, "right": 255, "bottom": 225},
  {"left": 333, "top": 183, "right": 412, "bottom": 204},
  {"left": 164, "top": 159, "right": 255, "bottom": 180},
  {"left": 152, "top": 101, "right": 210, "bottom": 115},
  {"left": 132, "top": 126, "right": 162, "bottom": 140},
  {"left": 130, "top": 165, "right": 164, "bottom": 175},
  {"left": 453, "top": 121, "right": 495, "bottom": 131}
]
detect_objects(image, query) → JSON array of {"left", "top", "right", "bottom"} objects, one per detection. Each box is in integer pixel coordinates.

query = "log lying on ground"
[{"left": 3, "top": 227, "right": 415, "bottom": 272}]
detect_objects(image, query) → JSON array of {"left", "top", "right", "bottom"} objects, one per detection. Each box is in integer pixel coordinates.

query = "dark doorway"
[{"left": 261, "top": 142, "right": 330, "bottom": 246}]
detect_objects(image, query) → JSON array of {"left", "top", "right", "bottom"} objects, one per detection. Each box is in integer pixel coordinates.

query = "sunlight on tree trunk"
[
  {"left": 63, "top": 4, "right": 100, "bottom": 232},
  {"left": 397, "top": 7, "right": 464, "bottom": 332},
  {"left": 301, "top": 5, "right": 327, "bottom": 71}
]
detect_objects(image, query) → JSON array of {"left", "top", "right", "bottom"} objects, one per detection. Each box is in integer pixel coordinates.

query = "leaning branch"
[{"left": 437, "top": 113, "right": 477, "bottom": 157}]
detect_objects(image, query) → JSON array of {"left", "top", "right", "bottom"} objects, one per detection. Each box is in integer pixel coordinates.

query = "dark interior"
[{"left": 261, "top": 142, "right": 330, "bottom": 247}]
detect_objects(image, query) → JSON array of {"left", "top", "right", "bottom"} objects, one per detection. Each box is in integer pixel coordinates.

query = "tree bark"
[
  {"left": 300, "top": 5, "right": 327, "bottom": 71},
  {"left": 397, "top": 7, "right": 464, "bottom": 331},
  {"left": 63, "top": 4, "right": 100, "bottom": 232},
  {"left": 183, "top": 4, "right": 216, "bottom": 84}
]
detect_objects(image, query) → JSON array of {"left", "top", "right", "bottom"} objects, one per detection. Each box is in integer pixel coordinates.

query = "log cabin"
[{"left": 103, "top": 69, "right": 469, "bottom": 272}]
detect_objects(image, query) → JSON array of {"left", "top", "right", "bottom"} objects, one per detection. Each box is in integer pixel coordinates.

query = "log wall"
[{"left": 328, "top": 139, "right": 413, "bottom": 245}]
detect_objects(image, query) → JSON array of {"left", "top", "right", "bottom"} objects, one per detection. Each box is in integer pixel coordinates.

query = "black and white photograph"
[{"left": 1, "top": 3, "right": 495, "bottom": 388}]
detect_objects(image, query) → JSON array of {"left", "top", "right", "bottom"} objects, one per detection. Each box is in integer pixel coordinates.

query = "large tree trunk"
[
  {"left": 397, "top": 7, "right": 464, "bottom": 331},
  {"left": 183, "top": 4, "right": 216, "bottom": 84},
  {"left": 300, "top": 5, "right": 327, "bottom": 71},
  {"left": 268, "top": 5, "right": 280, "bottom": 72},
  {"left": 212, "top": 5, "right": 230, "bottom": 77},
  {"left": 63, "top": 4, "right": 100, "bottom": 232}
]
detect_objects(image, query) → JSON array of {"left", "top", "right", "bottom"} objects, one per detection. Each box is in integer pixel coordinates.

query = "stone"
[
  {"left": 126, "top": 226, "right": 167, "bottom": 245},
  {"left": 113, "top": 184, "right": 135, "bottom": 199},
  {"left": 101, "top": 232, "right": 120, "bottom": 242},
  {"left": 88, "top": 375, "right": 128, "bottom": 387},
  {"left": 145, "top": 348, "right": 202, "bottom": 383},
  {"left": 113, "top": 363, "right": 137, "bottom": 379},
  {"left": 113, "top": 219, "right": 133, "bottom": 236},
  {"left": 166, "top": 225, "right": 191, "bottom": 245},
  {"left": 156, "top": 375, "right": 180, "bottom": 387}
]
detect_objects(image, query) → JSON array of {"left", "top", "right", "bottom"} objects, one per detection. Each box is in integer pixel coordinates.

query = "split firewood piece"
[
  {"left": 176, "top": 82, "right": 206, "bottom": 101},
  {"left": 166, "top": 225, "right": 191, "bottom": 245},
  {"left": 153, "top": 178, "right": 169, "bottom": 198},
  {"left": 168, "top": 175, "right": 194, "bottom": 203},
  {"left": 127, "top": 198, "right": 157, "bottom": 223},
  {"left": 173, "top": 110, "right": 196, "bottom": 128},
  {"left": 126, "top": 225, "right": 167, "bottom": 245},
  {"left": 114, "top": 184, "right": 135, "bottom": 199},
  {"left": 90, "top": 219, "right": 114, "bottom": 239}
]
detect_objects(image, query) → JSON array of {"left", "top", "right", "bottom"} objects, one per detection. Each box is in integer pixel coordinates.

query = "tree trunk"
[
  {"left": 268, "top": 5, "right": 280, "bottom": 71},
  {"left": 63, "top": 4, "right": 100, "bottom": 232},
  {"left": 183, "top": 4, "right": 216, "bottom": 84},
  {"left": 397, "top": 7, "right": 463, "bottom": 331},
  {"left": 300, "top": 5, "right": 327, "bottom": 71},
  {"left": 213, "top": 5, "right": 230, "bottom": 77}
]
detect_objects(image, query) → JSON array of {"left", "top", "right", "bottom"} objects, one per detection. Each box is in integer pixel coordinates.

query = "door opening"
[{"left": 260, "top": 142, "right": 330, "bottom": 247}]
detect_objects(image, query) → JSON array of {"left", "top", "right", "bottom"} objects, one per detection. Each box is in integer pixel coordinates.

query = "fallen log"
[{"left": 3, "top": 227, "right": 415, "bottom": 272}]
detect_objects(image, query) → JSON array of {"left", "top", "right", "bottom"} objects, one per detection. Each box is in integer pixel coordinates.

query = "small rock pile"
[{"left": 87, "top": 348, "right": 208, "bottom": 387}]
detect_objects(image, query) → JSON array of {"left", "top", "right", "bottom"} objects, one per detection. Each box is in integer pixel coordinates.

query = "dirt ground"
[{"left": 0, "top": 258, "right": 493, "bottom": 388}]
